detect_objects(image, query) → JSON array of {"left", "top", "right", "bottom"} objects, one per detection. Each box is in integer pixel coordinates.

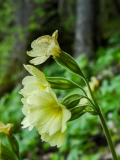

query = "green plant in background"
[{"left": 0, "top": 0, "right": 15, "bottom": 80}]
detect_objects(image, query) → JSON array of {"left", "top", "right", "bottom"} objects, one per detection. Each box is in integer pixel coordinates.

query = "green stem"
[
  {"left": 99, "top": 111, "right": 118, "bottom": 160},
  {"left": 74, "top": 83, "right": 87, "bottom": 97},
  {"left": 80, "top": 95, "right": 97, "bottom": 110},
  {"left": 81, "top": 73, "right": 100, "bottom": 112},
  {"left": 80, "top": 72, "right": 118, "bottom": 160}
]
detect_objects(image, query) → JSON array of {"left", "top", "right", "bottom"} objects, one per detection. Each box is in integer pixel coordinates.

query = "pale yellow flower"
[
  {"left": 21, "top": 89, "right": 71, "bottom": 147},
  {"left": 19, "top": 64, "right": 51, "bottom": 130},
  {"left": 19, "top": 65, "right": 49, "bottom": 97},
  {"left": 27, "top": 30, "right": 61, "bottom": 65},
  {"left": 0, "top": 121, "right": 13, "bottom": 135},
  {"left": 19, "top": 65, "right": 71, "bottom": 147}
]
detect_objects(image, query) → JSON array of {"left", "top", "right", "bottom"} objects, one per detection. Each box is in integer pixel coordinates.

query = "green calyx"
[
  {"left": 61, "top": 94, "right": 82, "bottom": 109},
  {"left": 0, "top": 143, "right": 18, "bottom": 160},
  {"left": 69, "top": 104, "right": 87, "bottom": 121},
  {"left": 53, "top": 51, "right": 83, "bottom": 77},
  {"left": 47, "top": 77, "right": 80, "bottom": 90},
  {"left": 6, "top": 134, "right": 20, "bottom": 160}
]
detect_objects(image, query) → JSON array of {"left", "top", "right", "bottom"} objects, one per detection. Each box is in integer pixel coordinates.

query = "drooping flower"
[
  {"left": 27, "top": 30, "right": 61, "bottom": 65},
  {"left": 19, "top": 64, "right": 49, "bottom": 97},
  {"left": 19, "top": 65, "right": 71, "bottom": 147},
  {"left": 0, "top": 121, "right": 13, "bottom": 135},
  {"left": 19, "top": 64, "right": 50, "bottom": 130},
  {"left": 21, "top": 89, "right": 71, "bottom": 147}
]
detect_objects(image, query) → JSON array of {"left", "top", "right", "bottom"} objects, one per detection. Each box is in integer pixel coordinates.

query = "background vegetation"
[{"left": 0, "top": 0, "right": 120, "bottom": 159}]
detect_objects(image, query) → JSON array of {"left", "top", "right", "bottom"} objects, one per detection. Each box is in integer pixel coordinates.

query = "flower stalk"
[
  {"left": 80, "top": 73, "right": 118, "bottom": 160},
  {"left": 99, "top": 111, "right": 118, "bottom": 160}
]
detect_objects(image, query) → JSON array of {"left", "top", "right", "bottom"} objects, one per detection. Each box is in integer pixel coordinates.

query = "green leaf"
[
  {"left": 53, "top": 51, "right": 83, "bottom": 77},
  {"left": 47, "top": 77, "right": 79, "bottom": 90}
]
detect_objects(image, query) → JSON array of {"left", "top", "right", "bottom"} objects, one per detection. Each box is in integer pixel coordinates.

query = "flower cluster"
[
  {"left": 20, "top": 30, "right": 98, "bottom": 147},
  {"left": 19, "top": 30, "right": 118, "bottom": 159},
  {"left": 20, "top": 65, "right": 71, "bottom": 147}
]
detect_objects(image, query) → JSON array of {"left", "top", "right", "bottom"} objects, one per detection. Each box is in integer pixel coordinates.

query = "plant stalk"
[
  {"left": 99, "top": 111, "right": 118, "bottom": 160},
  {"left": 80, "top": 73, "right": 118, "bottom": 160}
]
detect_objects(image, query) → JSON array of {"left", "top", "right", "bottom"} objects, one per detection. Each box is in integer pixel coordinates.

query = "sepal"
[
  {"left": 6, "top": 134, "right": 20, "bottom": 159},
  {"left": 61, "top": 94, "right": 82, "bottom": 109},
  {"left": 87, "top": 110, "right": 98, "bottom": 116},
  {"left": 47, "top": 77, "right": 79, "bottom": 90},
  {"left": 0, "top": 143, "right": 18, "bottom": 160},
  {"left": 69, "top": 104, "right": 87, "bottom": 121},
  {"left": 53, "top": 51, "right": 83, "bottom": 76}
]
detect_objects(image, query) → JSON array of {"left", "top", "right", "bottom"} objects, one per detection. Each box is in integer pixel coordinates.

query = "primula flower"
[
  {"left": 0, "top": 121, "right": 13, "bottom": 135},
  {"left": 19, "top": 64, "right": 50, "bottom": 130},
  {"left": 19, "top": 65, "right": 71, "bottom": 147},
  {"left": 21, "top": 89, "right": 71, "bottom": 147},
  {"left": 27, "top": 30, "right": 61, "bottom": 65},
  {"left": 19, "top": 64, "right": 49, "bottom": 97}
]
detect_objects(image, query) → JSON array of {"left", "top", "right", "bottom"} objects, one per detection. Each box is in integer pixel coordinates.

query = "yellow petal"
[
  {"left": 0, "top": 121, "right": 13, "bottom": 135},
  {"left": 24, "top": 65, "right": 48, "bottom": 86},
  {"left": 52, "top": 30, "right": 58, "bottom": 39},
  {"left": 20, "top": 85, "right": 38, "bottom": 97},
  {"left": 37, "top": 115, "right": 56, "bottom": 134},
  {"left": 46, "top": 87, "right": 57, "bottom": 101},
  {"left": 22, "top": 76, "right": 36, "bottom": 85},
  {"left": 26, "top": 90, "right": 55, "bottom": 106},
  {"left": 27, "top": 49, "right": 47, "bottom": 57},
  {"left": 28, "top": 106, "right": 54, "bottom": 127},
  {"left": 61, "top": 106, "right": 71, "bottom": 132},
  {"left": 31, "top": 36, "right": 51, "bottom": 48},
  {"left": 41, "top": 130, "right": 66, "bottom": 147},
  {"left": 21, "top": 117, "right": 34, "bottom": 131},
  {"left": 48, "top": 114, "right": 62, "bottom": 135},
  {"left": 30, "top": 56, "right": 50, "bottom": 65}
]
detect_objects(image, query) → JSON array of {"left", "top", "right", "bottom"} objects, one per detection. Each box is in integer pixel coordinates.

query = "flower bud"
[
  {"left": 69, "top": 104, "right": 87, "bottom": 121},
  {"left": 53, "top": 51, "right": 83, "bottom": 77},
  {"left": 47, "top": 77, "right": 79, "bottom": 90},
  {"left": 87, "top": 110, "right": 98, "bottom": 115},
  {"left": 62, "top": 94, "right": 82, "bottom": 109}
]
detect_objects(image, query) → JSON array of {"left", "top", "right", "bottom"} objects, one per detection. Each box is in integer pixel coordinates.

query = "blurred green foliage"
[{"left": 0, "top": 0, "right": 15, "bottom": 80}]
